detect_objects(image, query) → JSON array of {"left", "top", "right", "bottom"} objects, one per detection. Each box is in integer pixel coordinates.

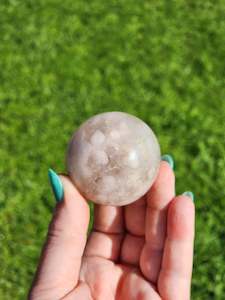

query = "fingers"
[
  {"left": 140, "top": 161, "right": 175, "bottom": 283},
  {"left": 88, "top": 199, "right": 146, "bottom": 264},
  {"left": 125, "top": 196, "right": 146, "bottom": 236},
  {"left": 29, "top": 176, "right": 90, "bottom": 300},
  {"left": 84, "top": 231, "right": 124, "bottom": 261},
  {"left": 94, "top": 204, "right": 124, "bottom": 234},
  {"left": 120, "top": 234, "right": 145, "bottom": 265},
  {"left": 84, "top": 204, "right": 124, "bottom": 261},
  {"left": 158, "top": 195, "right": 195, "bottom": 300}
]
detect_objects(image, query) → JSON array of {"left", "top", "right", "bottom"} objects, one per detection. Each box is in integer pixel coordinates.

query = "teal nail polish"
[
  {"left": 161, "top": 154, "right": 174, "bottom": 170},
  {"left": 48, "top": 169, "right": 64, "bottom": 202},
  {"left": 183, "top": 191, "right": 194, "bottom": 202}
]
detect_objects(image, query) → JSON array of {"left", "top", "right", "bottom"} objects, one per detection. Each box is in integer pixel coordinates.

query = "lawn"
[{"left": 0, "top": 0, "right": 225, "bottom": 299}]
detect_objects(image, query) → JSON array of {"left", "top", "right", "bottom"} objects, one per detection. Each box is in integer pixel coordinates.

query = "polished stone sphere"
[{"left": 66, "top": 112, "right": 161, "bottom": 206}]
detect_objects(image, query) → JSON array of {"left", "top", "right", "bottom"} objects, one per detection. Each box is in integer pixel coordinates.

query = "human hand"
[{"left": 29, "top": 158, "right": 195, "bottom": 300}]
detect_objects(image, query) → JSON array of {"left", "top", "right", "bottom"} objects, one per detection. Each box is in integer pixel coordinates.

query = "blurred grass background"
[{"left": 0, "top": 0, "right": 225, "bottom": 299}]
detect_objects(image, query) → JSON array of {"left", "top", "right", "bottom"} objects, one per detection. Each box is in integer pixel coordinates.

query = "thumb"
[{"left": 29, "top": 170, "right": 90, "bottom": 300}]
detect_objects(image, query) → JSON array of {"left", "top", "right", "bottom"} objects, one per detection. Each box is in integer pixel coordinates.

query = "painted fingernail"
[
  {"left": 161, "top": 154, "right": 174, "bottom": 170},
  {"left": 183, "top": 191, "right": 194, "bottom": 202},
  {"left": 48, "top": 169, "right": 64, "bottom": 202}
]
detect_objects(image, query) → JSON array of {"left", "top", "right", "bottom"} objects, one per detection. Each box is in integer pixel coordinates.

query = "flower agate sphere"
[{"left": 66, "top": 112, "right": 161, "bottom": 206}]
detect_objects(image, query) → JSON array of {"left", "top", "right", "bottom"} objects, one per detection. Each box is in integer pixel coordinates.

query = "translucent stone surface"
[{"left": 66, "top": 112, "right": 161, "bottom": 206}]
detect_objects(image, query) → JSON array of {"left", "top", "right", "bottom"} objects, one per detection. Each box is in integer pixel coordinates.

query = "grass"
[{"left": 0, "top": 0, "right": 225, "bottom": 299}]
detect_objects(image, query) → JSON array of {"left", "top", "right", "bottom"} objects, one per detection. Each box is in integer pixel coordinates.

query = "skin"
[{"left": 29, "top": 161, "right": 195, "bottom": 300}]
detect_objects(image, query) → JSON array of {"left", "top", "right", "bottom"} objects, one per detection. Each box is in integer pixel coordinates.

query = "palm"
[
  {"left": 80, "top": 256, "right": 159, "bottom": 300},
  {"left": 81, "top": 196, "right": 162, "bottom": 300},
  {"left": 30, "top": 162, "right": 194, "bottom": 300},
  {"left": 78, "top": 162, "right": 193, "bottom": 299},
  {"left": 81, "top": 215, "right": 161, "bottom": 300}
]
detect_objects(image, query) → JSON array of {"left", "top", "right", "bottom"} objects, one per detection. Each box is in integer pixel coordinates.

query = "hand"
[{"left": 29, "top": 161, "right": 195, "bottom": 300}]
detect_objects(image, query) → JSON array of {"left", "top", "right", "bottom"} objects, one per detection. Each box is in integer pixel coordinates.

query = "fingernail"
[
  {"left": 161, "top": 154, "right": 174, "bottom": 170},
  {"left": 48, "top": 169, "right": 64, "bottom": 202},
  {"left": 183, "top": 191, "right": 194, "bottom": 202}
]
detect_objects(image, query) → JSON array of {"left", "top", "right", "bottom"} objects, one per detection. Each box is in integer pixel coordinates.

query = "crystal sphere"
[{"left": 66, "top": 112, "right": 161, "bottom": 206}]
